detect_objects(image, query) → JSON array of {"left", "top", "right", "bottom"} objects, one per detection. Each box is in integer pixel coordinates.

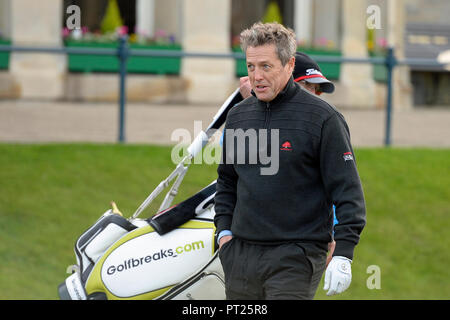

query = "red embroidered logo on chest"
[{"left": 280, "top": 141, "right": 292, "bottom": 151}]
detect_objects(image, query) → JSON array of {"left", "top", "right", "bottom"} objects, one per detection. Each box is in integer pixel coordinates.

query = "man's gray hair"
[{"left": 240, "top": 22, "right": 297, "bottom": 66}]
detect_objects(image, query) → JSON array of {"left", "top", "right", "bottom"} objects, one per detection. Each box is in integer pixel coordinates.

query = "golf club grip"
[{"left": 207, "top": 88, "right": 243, "bottom": 131}]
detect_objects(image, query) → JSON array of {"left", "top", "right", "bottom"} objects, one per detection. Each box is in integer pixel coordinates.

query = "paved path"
[{"left": 0, "top": 100, "right": 449, "bottom": 148}]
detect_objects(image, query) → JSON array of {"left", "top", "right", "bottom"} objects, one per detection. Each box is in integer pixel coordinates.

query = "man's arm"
[
  {"left": 214, "top": 127, "right": 238, "bottom": 242},
  {"left": 320, "top": 112, "right": 366, "bottom": 296},
  {"left": 319, "top": 113, "right": 366, "bottom": 260}
]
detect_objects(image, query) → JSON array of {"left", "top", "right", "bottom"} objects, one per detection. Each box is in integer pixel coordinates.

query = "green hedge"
[
  {"left": 65, "top": 40, "right": 182, "bottom": 74},
  {"left": 0, "top": 39, "right": 11, "bottom": 70}
]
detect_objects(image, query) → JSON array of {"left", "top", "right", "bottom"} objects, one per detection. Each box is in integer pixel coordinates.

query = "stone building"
[{"left": 0, "top": 0, "right": 449, "bottom": 108}]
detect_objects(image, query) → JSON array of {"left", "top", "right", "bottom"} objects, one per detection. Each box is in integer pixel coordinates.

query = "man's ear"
[{"left": 287, "top": 55, "right": 295, "bottom": 73}]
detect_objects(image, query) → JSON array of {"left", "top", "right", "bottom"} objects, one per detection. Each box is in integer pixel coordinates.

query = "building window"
[
  {"left": 231, "top": 0, "right": 294, "bottom": 47},
  {"left": 63, "top": 0, "right": 136, "bottom": 35}
]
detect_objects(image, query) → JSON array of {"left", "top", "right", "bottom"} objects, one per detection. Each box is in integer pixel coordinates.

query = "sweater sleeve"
[
  {"left": 320, "top": 113, "right": 366, "bottom": 260},
  {"left": 214, "top": 128, "right": 238, "bottom": 235}
]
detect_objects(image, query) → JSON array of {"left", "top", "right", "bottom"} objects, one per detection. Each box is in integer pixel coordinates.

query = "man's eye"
[
  {"left": 247, "top": 64, "right": 254, "bottom": 71},
  {"left": 263, "top": 64, "right": 270, "bottom": 69}
]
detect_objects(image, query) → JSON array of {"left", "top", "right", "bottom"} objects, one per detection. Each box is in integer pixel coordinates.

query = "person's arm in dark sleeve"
[
  {"left": 320, "top": 113, "right": 366, "bottom": 260},
  {"left": 214, "top": 127, "right": 238, "bottom": 235}
]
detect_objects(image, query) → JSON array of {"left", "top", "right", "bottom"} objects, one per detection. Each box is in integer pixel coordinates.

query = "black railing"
[{"left": 0, "top": 36, "right": 447, "bottom": 146}]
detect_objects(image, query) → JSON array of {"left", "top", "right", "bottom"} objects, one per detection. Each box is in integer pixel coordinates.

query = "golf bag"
[{"left": 58, "top": 89, "right": 243, "bottom": 300}]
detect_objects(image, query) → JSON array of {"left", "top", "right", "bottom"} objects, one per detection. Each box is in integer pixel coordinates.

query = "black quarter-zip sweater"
[{"left": 214, "top": 77, "right": 366, "bottom": 260}]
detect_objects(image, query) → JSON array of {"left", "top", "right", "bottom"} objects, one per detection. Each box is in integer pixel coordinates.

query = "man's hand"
[
  {"left": 326, "top": 240, "right": 336, "bottom": 267},
  {"left": 218, "top": 235, "right": 233, "bottom": 249},
  {"left": 323, "top": 256, "right": 352, "bottom": 296},
  {"left": 239, "top": 76, "right": 252, "bottom": 99}
]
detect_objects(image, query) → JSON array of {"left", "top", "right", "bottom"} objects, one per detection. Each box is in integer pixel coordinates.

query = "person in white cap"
[{"left": 292, "top": 51, "right": 335, "bottom": 95}]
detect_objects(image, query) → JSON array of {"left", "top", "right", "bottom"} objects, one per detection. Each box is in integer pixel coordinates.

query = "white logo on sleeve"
[{"left": 343, "top": 152, "right": 354, "bottom": 161}]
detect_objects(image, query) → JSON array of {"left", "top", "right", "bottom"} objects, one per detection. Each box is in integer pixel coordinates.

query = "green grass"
[
  {"left": 316, "top": 147, "right": 450, "bottom": 300},
  {"left": 0, "top": 144, "right": 449, "bottom": 299}
]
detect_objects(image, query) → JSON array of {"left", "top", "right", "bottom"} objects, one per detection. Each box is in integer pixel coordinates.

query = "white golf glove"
[{"left": 323, "top": 256, "right": 352, "bottom": 296}]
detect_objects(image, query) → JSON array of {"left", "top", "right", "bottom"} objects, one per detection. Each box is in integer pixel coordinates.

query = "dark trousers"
[{"left": 219, "top": 237, "right": 327, "bottom": 300}]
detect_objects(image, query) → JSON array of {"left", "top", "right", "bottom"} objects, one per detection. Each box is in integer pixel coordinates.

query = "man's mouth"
[{"left": 255, "top": 84, "right": 268, "bottom": 92}]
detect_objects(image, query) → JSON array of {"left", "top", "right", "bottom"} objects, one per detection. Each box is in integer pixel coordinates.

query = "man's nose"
[{"left": 254, "top": 67, "right": 264, "bottom": 81}]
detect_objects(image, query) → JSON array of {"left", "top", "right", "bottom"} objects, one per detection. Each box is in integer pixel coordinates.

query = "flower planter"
[
  {"left": 233, "top": 46, "right": 341, "bottom": 80},
  {"left": 233, "top": 47, "right": 248, "bottom": 78},
  {"left": 65, "top": 40, "right": 182, "bottom": 74},
  {"left": 0, "top": 39, "right": 11, "bottom": 70},
  {"left": 370, "top": 52, "right": 388, "bottom": 83}
]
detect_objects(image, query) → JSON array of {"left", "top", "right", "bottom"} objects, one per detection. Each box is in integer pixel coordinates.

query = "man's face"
[
  {"left": 246, "top": 44, "right": 294, "bottom": 102},
  {"left": 298, "top": 81, "right": 321, "bottom": 95}
]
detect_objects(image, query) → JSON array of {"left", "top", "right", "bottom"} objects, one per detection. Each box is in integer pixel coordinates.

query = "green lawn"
[{"left": 0, "top": 144, "right": 448, "bottom": 299}]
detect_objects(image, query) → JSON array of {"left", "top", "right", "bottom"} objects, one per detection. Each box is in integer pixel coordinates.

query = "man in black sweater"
[{"left": 214, "top": 22, "right": 366, "bottom": 300}]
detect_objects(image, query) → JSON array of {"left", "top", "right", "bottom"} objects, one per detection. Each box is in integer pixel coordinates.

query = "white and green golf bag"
[{"left": 58, "top": 182, "right": 225, "bottom": 300}]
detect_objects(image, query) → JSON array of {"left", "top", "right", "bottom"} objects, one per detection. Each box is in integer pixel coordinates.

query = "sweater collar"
[{"left": 252, "top": 76, "right": 298, "bottom": 109}]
